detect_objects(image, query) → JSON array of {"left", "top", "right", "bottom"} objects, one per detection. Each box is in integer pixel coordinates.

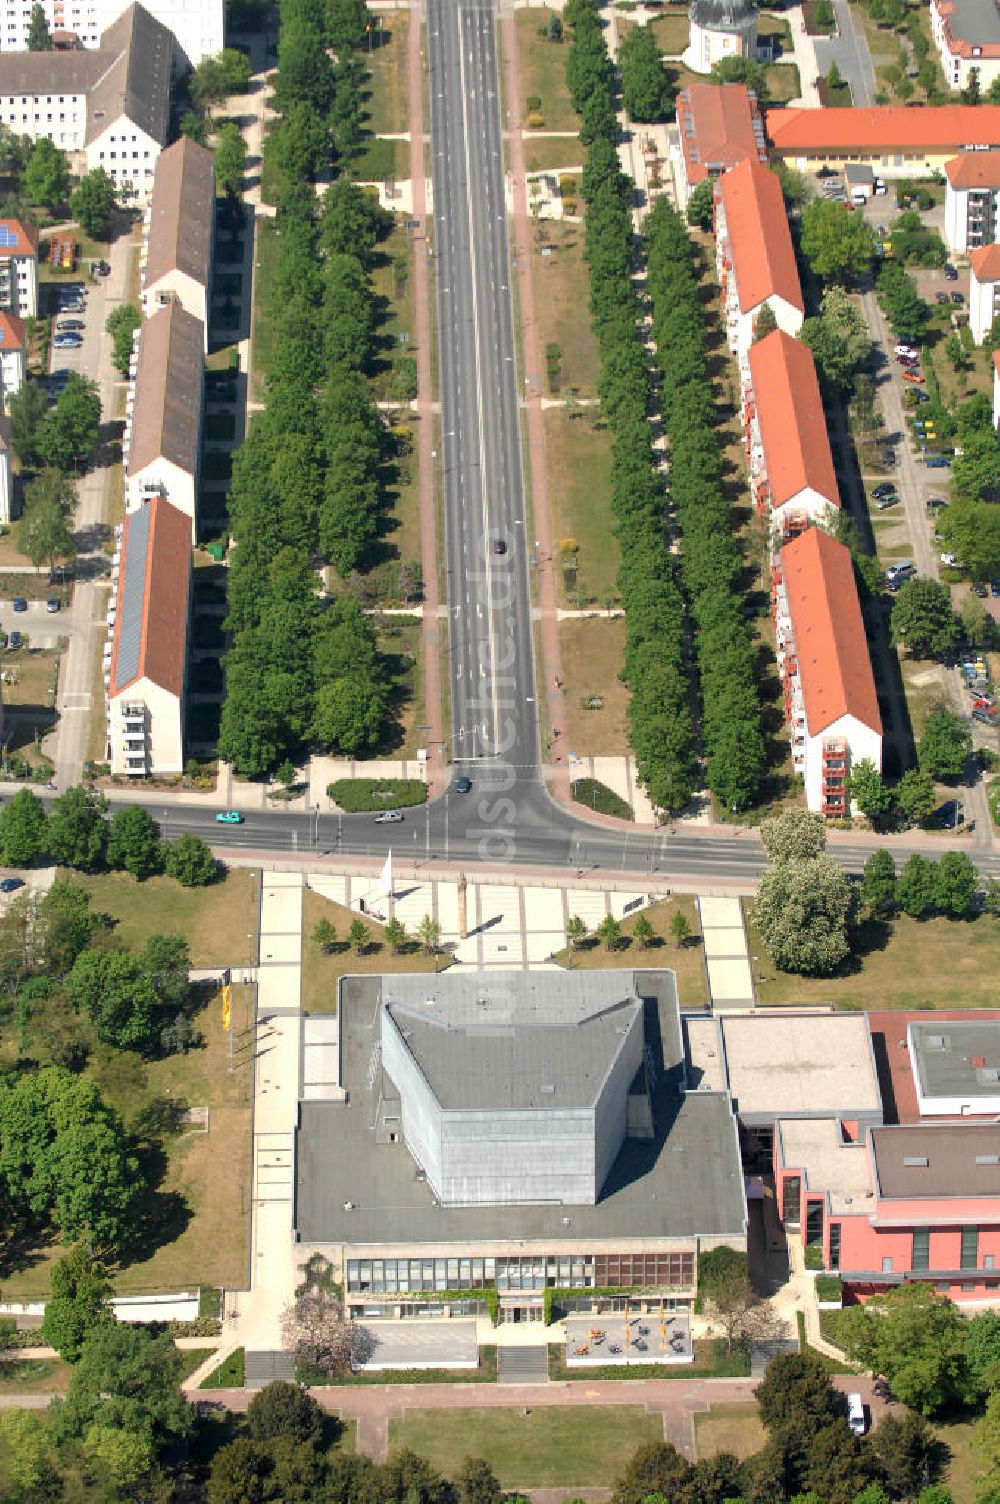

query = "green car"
[{"left": 215, "top": 810, "right": 243, "bottom": 824}]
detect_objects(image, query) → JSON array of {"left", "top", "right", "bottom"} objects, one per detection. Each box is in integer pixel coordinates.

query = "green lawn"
[
  {"left": 559, "top": 616, "right": 630, "bottom": 758},
  {"left": 533, "top": 219, "right": 602, "bottom": 399},
  {"left": 302, "top": 887, "right": 442, "bottom": 1015},
  {"left": 649, "top": 10, "right": 690, "bottom": 53},
  {"left": 364, "top": 13, "right": 410, "bottom": 135},
  {"left": 935, "top": 1416, "right": 987, "bottom": 1504},
  {"left": 551, "top": 895, "right": 709, "bottom": 1008},
  {"left": 515, "top": 10, "right": 579, "bottom": 131},
  {"left": 543, "top": 408, "right": 618, "bottom": 606},
  {"left": 251, "top": 218, "right": 280, "bottom": 403},
  {"left": 747, "top": 905, "right": 1000, "bottom": 1010},
  {"left": 764, "top": 62, "right": 801, "bottom": 102},
  {"left": 352, "top": 136, "right": 404, "bottom": 182},
  {"left": 693, "top": 1402, "right": 766, "bottom": 1461},
  {"left": 0, "top": 1356, "right": 72, "bottom": 1394},
  {"left": 200, "top": 1347, "right": 245, "bottom": 1388},
  {"left": 388, "top": 1406, "right": 664, "bottom": 1488},
  {"left": 70, "top": 868, "right": 259, "bottom": 968},
  {"left": 525, "top": 136, "right": 585, "bottom": 174}
]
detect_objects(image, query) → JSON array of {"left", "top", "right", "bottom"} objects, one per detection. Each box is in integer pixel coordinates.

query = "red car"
[{"left": 901, "top": 370, "right": 925, "bottom": 383}]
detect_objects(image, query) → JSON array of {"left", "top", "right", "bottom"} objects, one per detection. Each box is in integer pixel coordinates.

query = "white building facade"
[
  {"left": 2, "top": 0, "right": 222, "bottom": 67},
  {"left": 930, "top": 0, "right": 1000, "bottom": 94},
  {"left": 123, "top": 301, "right": 204, "bottom": 536},
  {"left": 683, "top": 0, "right": 758, "bottom": 74},
  {"left": 0, "top": 221, "right": 38, "bottom": 319},
  {"left": 944, "top": 153, "right": 1000, "bottom": 253},
  {"left": 715, "top": 157, "right": 803, "bottom": 370},
  {"left": 969, "top": 243, "right": 1000, "bottom": 342}
]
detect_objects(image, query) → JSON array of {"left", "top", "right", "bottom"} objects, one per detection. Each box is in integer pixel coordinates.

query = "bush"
[
  {"left": 571, "top": 778, "right": 633, "bottom": 819},
  {"left": 804, "top": 1244, "right": 825, "bottom": 1270},
  {"left": 326, "top": 778, "right": 428, "bottom": 812},
  {"left": 816, "top": 1275, "right": 843, "bottom": 1303}
]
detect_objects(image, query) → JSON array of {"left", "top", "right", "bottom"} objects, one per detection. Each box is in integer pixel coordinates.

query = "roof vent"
[
  {"left": 980, "top": 1068, "right": 1000, "bottom": 1082},
  {"left": 925, "top": 1034, "right": 947, "bottom": 1049},
  {"left": 903, "top": 1156, "right": 929, "bottom": 1167},
  {"left": 975, "top": 1155, "right": 1000, "bottom": 1165},
  {"left": 540, "top": 1084, "right": 555, "bottom": 1095}
]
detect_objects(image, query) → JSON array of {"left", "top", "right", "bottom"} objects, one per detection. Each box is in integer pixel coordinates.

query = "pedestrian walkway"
[
  {"left": 698, "top": 897, "right": 755, "bottom": 1009},
  {"left": 498, "top": 1346, "right": 549, "bottom": 1384}
]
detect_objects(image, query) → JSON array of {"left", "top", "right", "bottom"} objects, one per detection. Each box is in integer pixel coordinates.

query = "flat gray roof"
[
  {"left": 942, "top": 0, "right": 1000, "bottom": 48},
  {"left": 384, "top": 970, "right": 644, "bottom": 1112},
  {"left": 720, "top": 1013, "right": 882, "bottom": 1121},
  {"left": 294, "top": 974, "right": 746, "bottom": 1247},
  {"left": 910, "top": 1019, "right": 1000, "bottom": 1100},
  {"left": 873, "top": 1124, "right": 1000, "bottom": 1200}
]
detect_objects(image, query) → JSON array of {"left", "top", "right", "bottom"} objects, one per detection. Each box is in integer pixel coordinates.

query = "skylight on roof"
[{"left": 0, "top": 226, "right": 19, "bottom": 249}]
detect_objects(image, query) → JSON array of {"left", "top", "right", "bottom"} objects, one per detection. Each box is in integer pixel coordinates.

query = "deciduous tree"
[
  {"left": 164, "top": 832, "right": 217, "bottom": 886},
  {"left": 70, "top": 167, "right": 116, "bottom": 238},
  {"left": 918, "top": 707, "right": 973, "bottom": 781},
  {"left": 835, "top": 1284, "right": 970, "bottom": 1415},
  {"left": 105, "top": 805, "right": 163, "bottom": 880},
  {"left": 41, "top": 1244, "right": 112, "bottom": 1361},
  {"left": 754, "top": 855, "right": 856, "bottom": 975},
  {"left": 760, "top": 807, "right": 827, "bottom": 863},
  {"left": 0, "top": 786, "right": 47, "bottom": 866},
  {"left": 23, "top": 137, "right": 70, "bottom": 209},
  {"left": 860, "top": 849, "right": 897, "bottom": 916},
  {"left": 891, "top": 578, "right": 960, "bottom": 659}
]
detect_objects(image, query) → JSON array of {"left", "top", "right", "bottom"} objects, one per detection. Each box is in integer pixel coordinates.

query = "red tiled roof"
[
  {"left": 970, "top": 243, "right": 1000, "bottom": 282},
  {"left": 0, "top": 310, "right": 26, "bottom": 351},
  {"left": 109, "top": 494, "right": 191, "bottom": 699},
  {"left": 678, "top": 82, "right": 766, "bottom": 185},
  {"left": 779, "top": 527, "right": 881, "bottom": 737},
  {"left": 0, "top": 220, "right": 38, "bottom": 258},
  {"left": 766, "top": 105, "right": 1000, "bottom": 154},
  {"left": 748, "top": 330, "right": 840, "bottom": 511},
  {"left": 718, "top": 159, "right": 803, "bottom": 316},
  {"left": 945, "top": 151, "right": 1000, "bottom": 188}
]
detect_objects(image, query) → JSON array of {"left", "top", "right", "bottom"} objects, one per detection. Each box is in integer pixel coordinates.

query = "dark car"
[
  {"left": 873, "top": 483, "right": 897, "bottom": 501},
  {"left": 951, "top": 291, "right": 965, "bottom": 305},
  {"left": 944, "top": 263, "right": 958, "bottom": 280},
  {"left": 94, "top": 259, "right": 110, "bottom": 277},
  {"left": 935, "top": 291, "right": 950, "bottom": 305},
  {"left": 926, "top": 496, "right": 946, "bottom": 512},
  {"left": 454, "top": 775, "right": 472, "bottom": 794},
  {"left": 972, "top": 581, "right": 989, "bottom": 598},
  {"left": 911, "top": 387, "right": 931, "bottom": 404},
  {"left": 12, "top": 597, "right": 27, "bottom": 612},
  {"left": 973, "top": 706, "right": 997, "bottom": 725},
  {"left": 9, "top": 631, "right": 22, "bottom": 650},
  {"left": 0, "top": 877, "right": 24, "bottom": 894},
  {"left": 925, "top": 455, "right": 951, "bottom": 468},
  {"left": 938, "top": 800, "right": 963, "bottom": 829},
  {"left": 992, "top": 580, "right": 1000, "bottom": 597},
  {"left": 492, "top": 539, "right": 506, "bottom": 555},
  {"left": 883, "top": 448, "right": 897, "bottom": 467}
]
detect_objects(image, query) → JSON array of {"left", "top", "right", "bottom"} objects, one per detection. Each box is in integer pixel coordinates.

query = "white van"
[
  {"left": 847, "top": 1392, "right": 867, "bottom": 1435},
  {"left": 851, "top": 187, "right": 869, "bottom": 206}
]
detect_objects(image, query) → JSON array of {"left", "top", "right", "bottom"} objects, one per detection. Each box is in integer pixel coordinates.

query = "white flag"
[{"left": 379, "top": 850, "right": 394, "bottom": 898}]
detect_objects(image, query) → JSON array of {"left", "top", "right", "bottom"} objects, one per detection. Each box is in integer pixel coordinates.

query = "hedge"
[
  {"left": 326, "top": 778, "right": 428, "bottom": 813},
  {"left": 571, "top": 777, "right": 633, "bottom": 820}
]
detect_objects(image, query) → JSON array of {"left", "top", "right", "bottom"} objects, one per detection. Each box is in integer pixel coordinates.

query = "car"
[
  {"left": 972, "top": 695, "right": 996, "bottom": 710},
  {"left": 951, "top": 291, "right": 965, "bottom": 305},
  {"left": 94, "top": 259, "right": 110, "bottom": 277},
  {"left": 902, "top": 370, "right": 925, "bottom": 383},
  {"left": 53, "top": 334, "right": 82, "bottom": 350},
  {"left": 214, "top": 810, "right": 243, "bottom": 824},
  {"left": 874, "top": 494, "right": 898, "bottom": 510},
  {"left": 935, "top": 291, "right": 950, "bottom": 305},
  {"left": 973, "top": 706, "right": 997, "bottom": 725},
  {"left": 885, "top": 562, "right": 916, "bottom": 590},
  {"left": 491, "top": 539, "right": 506, "bottom": 555},
  {"left": 897, "top": 355, "right": 920, "bottom": 368},
  {"left": 894, "top": 344, "right": 918, "bottom": 357},
  {"left": 972, "top": 581, "right": 989, "bottom": 598},
  {"left": 57, "top": 319, "right": 84, "bottom": 332},
  {"left": 925, "top": 454, "right": 951, "bottom": 467},
  {"left": 454, "top": 775, "right": 472, "bottom": 794},
  {"left": 847, "top": 1394, "right": 867, "bottom": 1438},
  {"left": 0, "top": 876, "right": 24, "bottom": 894},
  {"left": 992, "top": 580, "right": 1000, "bottom": 597},
  {"left": 944, "top": 263, "right": 958, "bottom": 281},
  {"left": 873, "top": 483, "right": 897, "bottom": 501},
  {"left": 883, "top": 448, "right": 897, "bottom": 467},
  {"left": 45, "top": 597, "right": 60, "bottom": 613},
  {"left": 911, "top": 387, "right": 931, "bottom": 404},
  {"left": 12, "top": 597, "right": 27, "bottom": 613},
  {"left": 374, "top": 810, "right": 403, "bottom": 823},
  {"left": 926, "top": 496, "right": 947, "bottom": 512},
  {"left": 940, "top": 551, "right": 959, "bottom": 567},
  {"left": 9, "top": 631, "right": 22, "bottom": 650},
  {"left": 938, "top": 799, "right": 963, "bottom": 829}
]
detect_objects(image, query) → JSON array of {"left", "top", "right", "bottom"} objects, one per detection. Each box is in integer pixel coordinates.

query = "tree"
[
  {"left": 597, "top": 914, "right": 622, "bottom": 951},
  {"left": 347, "top": 917, "right": 369, "bottom": 953},
  {"left": 83, "top": 1425, "right": 156, "bottom": 1487},
  {"left": 38, "top": 374, "right": 101, "bottom": 473},
  {"left": 7, "top": 379, "right": 49, "bottom": 467},
  {"left": 613, "top": 1443, "right": 694, "bottom": 1504},
  {"left": 142, "top": 933, "right": 192, "bottom": 1013},
  {"left": 280, "top": 1282, "right": 366, "bottom": 1377},
  {"left": 53, "top": 1322, "right": 191, "bottom": 1453},
  {"left": 214, "top": 121, "right": 247, "bottom": 198},
  {"left": 933, "top": 850, "right": 979, "bottom": 917},
  {"left": 383, "top": 917, "right": 406, "bottom": 954},
  {"left": 633, "top": 912, "right": 655, "bottom": 949},
  {"left": 697, "top": 1246, "right": 777, "bottom": 1352},
  {"left": 105, "top": 303, "right": 141, "bottom": 375},
  {"left": 801, "top": 200, "right": 876, "bottom": 283},
  {"left": 896, "top": 768, "right": 937, "bottom": 827},
  {"left": 756, "top": 1350, "right": 841, "bottom": 1433},
  {"left": 106, "top": 805, "right": 163, "bottom": 880},
  {"left": 896, "top": 853, "right": 939, "bottom": 918},
  {"left": 686, "top": 177, "right": 714, "bottom": 231},
  {"left": 164, "top": 832, "right": 217, "bottom": 886},
  {"left": 961, "top": 593, "right": 993, "bottom": 650},
  {"left": 39, "top": 878, "right": 100, "bottom": 975},
  {"left": 670, "top": 910, "right": 691, "bottom": 948},
  {"left": 618, "top": 24, "right": 674, "bottom": 122},
  {"left": 179, "top": 109, "right": 208, "bottom": 144},
  {"left": 70, "top": 167, "right": 116, "bottom": 238},
  {"left": 189, "top": 48, "right": 253, "bottom": 110},
  {"left": 27, "top": 2, "right": 53, "bottom": 48},
  {"left": 246, "top": 1379, "right": 324, "bottom": 1443},
  {"left": 836, "top": 1284, "right": 970, "bottom": 1416},
  {"left": 891, "top": 578, "right": 960, "bottom": 659},
  {"left": 710, "top": 53, "right": 769, "bottom": 99},
  {"left": 826, "top": 60, "right": 844, "bottom": 90},
  {"left": 755, "top": 855, "right": 856, "bottom": 975},
  {"left": 566, "top": 914, "right": 587, "bottom": 950},
  {"left": 967, "top": 1312, "right": 1000, "bottom": 1395},
  {"left": 46, "top": 786, "right": 107, "bottom": 870},
  {"left": 849, "top": 758, "right": 893, "bottom": 822},
  {"left": 978, "top": 1394, "right": 1000, "bottom": 1492},
  {"left": 41, "top": 1244, "right": 112, "bottom": 1361},
  {"left": 23, "top": 137, "right": 70, "bottom": 209},
  {"left": 876, "top": 261, "right": 931, "bottom": 344},
  {"left": 326, "top": 0, "right": 371, "bottom": 51},
  {"left": 800, "top": 286, "right": 872, "bottom": 396},
  {"left": 67, "top": 949, "right": 158, "bottom": 1050},
  {"left": 760, "top": 807, "right": 827, "bottom": 863},
  {"left": 0, "top": 787, "right": 47, "bottom": 866},
  {"left": 313, "top": 676, "right": 386, "bottom": 754},
  {"left": 0, "top": 1409, "right": 59, "bottom": 1496},
  {"left": 19, "top": 467, "right": 78, "bottom": 575},
  {"left": 868, "top": 1410, "right": 939, "bottom": 1500},
  {"left": 313, "top": 918, "right": 337, "bottom": 953},
  {"left": 754, "top": 303, "right": 779, "bottom": 341},
  {"left": 918, "top": 707, "right": 973, "bottom": 781},
  {"left": 416, "top": 914, "right": 441, "bottom": 954},
  {"left": 860, "top": 850, "right": 897, "bottom": 916}
]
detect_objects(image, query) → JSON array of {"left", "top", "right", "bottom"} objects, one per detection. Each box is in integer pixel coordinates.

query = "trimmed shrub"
[{"left": 326, "top": 778, "right": 428, "bottom": 813}]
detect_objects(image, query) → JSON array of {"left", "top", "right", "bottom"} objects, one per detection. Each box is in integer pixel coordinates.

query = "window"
[
  {"left": 961, "top": 1227, "right": 979, "bottom": 1270},
  {"left": 882, "top": 1256, "right": 893, "bottom": 1274},
  {"left": 828, "top": 1223, "right": 841, "bottom": 1270},
  {"left": 985, "top": 1255, "right": 996, "bottom": 1271},
  {"left": 912, "top": 1227, "right": 929, "bottom": 1272}
]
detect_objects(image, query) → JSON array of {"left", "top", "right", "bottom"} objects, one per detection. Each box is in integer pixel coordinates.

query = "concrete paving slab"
[
  {"left": 702, "top": 927, "right": 749, "bottom": 956},
  {"left": 359, "top": 1320, "right": 479, "bottom": 1370},
  {"left": 524, "top": 887, "right": 566, "bottom": 929},
  {"left": 706, "top": 956, "right": 754, "bottom": 1000},
  {"left": 699, "top": 896, "right": 743, "bottom": 928},
  {"left": 258, "top": 932, "right": 302, "bottom": 965}
]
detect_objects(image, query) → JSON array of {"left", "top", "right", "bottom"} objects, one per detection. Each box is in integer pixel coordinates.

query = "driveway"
[{"left": 814, "top": 0, "right": 878, "bottom": 106}]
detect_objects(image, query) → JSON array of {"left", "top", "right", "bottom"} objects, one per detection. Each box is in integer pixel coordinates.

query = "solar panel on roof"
[
  {"left": 0, "top": 226, "right": 19, "bottom": 249},
  {"left": 114, "top": 502, "right": 154, "bottom": 689}
]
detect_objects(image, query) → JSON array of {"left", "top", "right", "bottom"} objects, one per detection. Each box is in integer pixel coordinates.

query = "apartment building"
[
  {"left": 930, "top": 0, "right": 1000, "bottom": 93},
  {"left": 675, "top": 82, "right": 767, "bottom": 206},
  {"left": 0, "top": 310, "right": 26, "bottom": 398},
  {"left": 140, "top": 137, "right": 214, "bottom": 341},
  {"left": 745, "top": 330, "right": 840, "bottom": 537},
  {"left": 944, "top": 151, "right": 1000, "bottom": 251},
  {"left": 0, "top": 3, "right": 172, "bottom": 202},
  {"left": 766, "top": 104, "right": 1000, "bottom": 177},
  {"left": 106, "top": 494, "right": 191, "bottom": 776},
  {"left": 771, "top": 527, "right": 882, "bottom": 816},
  {"left": 2, "top": 0, "right": 222, "bottom": 69},
  {"left": 123, "top": 301, "right": 204, "bottom": 536},
  {"left": 969, "top": 242, "right": 1000, "bottom": 341},
  {"left": 0, "top": 418, "right": 13, "bottom": 524},
  {"left": 715, "top": 158, "right": 804, "bottom": 366},
  {"left": 0, "top": 219, "right": 38, "bottom": 320}
]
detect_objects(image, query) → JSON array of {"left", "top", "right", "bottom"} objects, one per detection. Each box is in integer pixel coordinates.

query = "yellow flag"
[{"left": 221, "top": 984, "right": 232, "bottom": 1031}]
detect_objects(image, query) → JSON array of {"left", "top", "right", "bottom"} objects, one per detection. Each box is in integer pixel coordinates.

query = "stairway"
[
  {"left": 244, "top": 1350, "right": 297, "bottom": 1389},
  {"left": 750, "top": 1335, "right": 800, "bottom": 1380},
  {"left": 498, "top": 1345, "right": 549, "bottom": 1385}
]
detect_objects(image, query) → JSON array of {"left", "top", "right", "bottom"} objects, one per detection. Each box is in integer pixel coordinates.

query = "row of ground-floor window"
[{"left": 345, "top": 1251, "right": 695, "bottom": 1295}]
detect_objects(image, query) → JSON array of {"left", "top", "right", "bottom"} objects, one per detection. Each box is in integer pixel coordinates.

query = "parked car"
[
  {"left": 972, "top": 581, "right": 989, "bottom": 598},
  {"left": 911, "top": 387, "right": 931, "bottom": 404},
  {"left": 935, "top": 291, "right": 950, "bottom": 305},
  {"left": 972, "top": 695, "right": 996, "bottom": 710},
  {"left": 847, "top": 1394, "right": 867, "bottom": 1437},
  {"left": 873, "top": 483, "right": 897, "bottom": 501},
  {"left": 374, "top": 810, "right": 403, "bottom": 823},
  {"left": 894, "top": 343, "right": 918, "bottom": 357},
  {"left": 0, "top": 877, "right": 24, "bottom": 893},
  {"left": 992, "top": 580, "right": 1000, "bottom": 597},
  {"left": 94, "top": 259, "right": 110, "bottom": 277},
  {"left": 57, "top": 319, "right": 84, "bottom": 332},
  {"left": 9, "top": 631, "right": 22, "bottom": 650},
  {"left": 926, "top": 496, "right": 947, "bottom": 512},
  {"left": 940, "top": 551, "right": 959, "bottom": 567},
  {"left": 885, "top": 562, "right": 916, "bottom": 590},
  {"left": 944, "top": 263, "right": 958, "bottom": 281},
  {"left": 938, "top": 799, "right": 963, "bottom": 829},
  {"left": 874, "top": 494, "right": 899, "bottom": 510},
  {"left": 883, "top": 448, "right": 897, "bottom": 467},
  {"left": 215, "top": 810, "right": 243, "bottom": 824},
  {"left": 53, "top": 333, "right": 82, "bottom": 349},
  {"left": 454, "top": 775, "right": 472, "bottom": 794},
  {"left": 901, "top": 370, "right": 925, "bottom": 383},
  {"left": 973, "top": 706, "right": 997, "bottom": 725},
  {"left": 951, "top": 291, "right": 965, "bottom": 305},
  {"left": 925, "top": 454, "right": 951, "bottom": 467},
  {"left": 45, "top": 597, "right": 60, "bottom": 613},
  {"left": 12, "top": 597, "right": 27, "bottom": 612}
]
